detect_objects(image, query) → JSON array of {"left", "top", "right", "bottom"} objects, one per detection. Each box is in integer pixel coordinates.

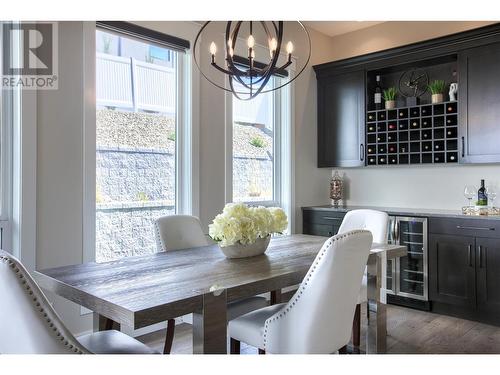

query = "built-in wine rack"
[{"left": 366, "top": 101, "right": 459, "bottom": 166}]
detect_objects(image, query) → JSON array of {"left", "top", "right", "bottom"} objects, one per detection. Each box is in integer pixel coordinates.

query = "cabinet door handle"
[
  {"left": 360, "top": 144, "right": 364, "bottom": 161},
  {"left": 322, "top": 216, "right": 342, "bottom": 221},
  {"left": 479, "top": 245, "right": 483, "bottom": 268},
  {"left": 461, "top": 137, "right": 465, "bottom": 158},
  {"left": 468, "top": 244, "right": 472, "bottom": 267},
  {"left": 456, "top": 225, "right": 495, "bottom": 231}
]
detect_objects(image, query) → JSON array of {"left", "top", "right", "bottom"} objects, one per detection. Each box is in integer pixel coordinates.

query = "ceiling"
[{"left": 303, "top": 21, "right": 385, "bottom": 37}]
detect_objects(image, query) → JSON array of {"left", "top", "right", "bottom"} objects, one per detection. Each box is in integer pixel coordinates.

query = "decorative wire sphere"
[{"left": 193, "top": 21, "right": 311, "bottom": 100}]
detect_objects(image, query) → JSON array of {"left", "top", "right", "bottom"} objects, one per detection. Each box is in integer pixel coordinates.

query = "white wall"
[
  {"left": 290, "top": 27, "right": 336, "bottom": 230},
  {"left": 36, "top": 22, "right": 92, "bottom": 334},
  {"left": 326, "top": 21, "right": 500, "bottom": 210}
]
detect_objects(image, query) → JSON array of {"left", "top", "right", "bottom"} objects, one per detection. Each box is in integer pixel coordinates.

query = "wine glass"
[
  {"left": 464, "top": 185, "right": 477, "bottom": 207},
  {"left": 486, "top": 186, "right": 497, "bottom": 208}
]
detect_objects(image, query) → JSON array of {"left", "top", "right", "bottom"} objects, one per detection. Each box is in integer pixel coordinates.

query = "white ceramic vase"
[
  {"left": 432, "top": 93, "right": 443, "bottom": 104},
  {"left": 219, "top": 236, "right": 271, "bottom": 259},
  {"left": 385, "top": 100, "right": 395, "bottom": 109}
]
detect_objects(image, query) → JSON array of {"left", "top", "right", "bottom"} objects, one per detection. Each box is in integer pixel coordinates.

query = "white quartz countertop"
[{"left": 302, "top": 205, "right": 500, "bottom": 220}]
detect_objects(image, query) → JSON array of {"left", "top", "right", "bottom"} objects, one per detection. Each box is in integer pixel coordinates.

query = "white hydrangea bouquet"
[{"left": 209, "top": 203, "right": 288, "bottom": 258}]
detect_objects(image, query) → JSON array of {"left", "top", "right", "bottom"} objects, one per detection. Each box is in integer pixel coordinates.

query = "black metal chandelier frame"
[{"left": 193, "top": 21, "right": 311, "bottom": 100}]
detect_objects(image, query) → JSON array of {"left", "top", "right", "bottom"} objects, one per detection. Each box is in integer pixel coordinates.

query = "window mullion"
[{"left": 274, "top": 78, "right": 282, "bottom": 208}]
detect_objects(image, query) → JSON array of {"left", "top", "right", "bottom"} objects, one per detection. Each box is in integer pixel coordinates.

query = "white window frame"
[
  {"left": 0, "top": 23, "right": 15, "bottom": 253},
  {"left": 0, "top": 22, "right": 36, "bottom": 266},
  {"left": 225, "top": 66, "right": 294, "bottom": 233},
  {"left": 84, "top": 23, "right": 193, "bottom": 264},
  {"left": 226, "top": 77, "right": 283, "bottom": 208},
  {"left": 0, "top": 86, "right": 13, "bottom": 253}
]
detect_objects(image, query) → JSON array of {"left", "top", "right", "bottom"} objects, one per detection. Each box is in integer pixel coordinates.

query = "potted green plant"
[
  {"left": 428, "top": 80, "right": 446, "bottom": 104},
  {"left": 383, "top": 87, "right": 397, "bottom": 109}
]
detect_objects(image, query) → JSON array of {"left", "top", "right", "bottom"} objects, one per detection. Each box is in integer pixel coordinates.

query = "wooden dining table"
[{"left": 34, "top": 234, "right": 406, "bottom": 354}]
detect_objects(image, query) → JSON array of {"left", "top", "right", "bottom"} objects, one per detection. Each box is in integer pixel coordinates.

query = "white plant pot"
[
  {"left": 219, "top": 236, "right": 271, "bottom": 259},
  {"left": 431, "top": 93, "right": 443, "bottom": 104},
  {"left": 385, "top": 100, "right": 395, "bottom": 109}
]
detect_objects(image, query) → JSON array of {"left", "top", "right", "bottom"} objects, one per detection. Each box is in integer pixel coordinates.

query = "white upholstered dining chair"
[
  {"left": 0, "top": 250, "right": 157, "bottom": 354},
  {"left": 154, "top": 215, "right": 268, "bottom": 353},
  {"left": 228, "top": 230, "right": 372, "bottom": 354},
  {"left": 337, "top": 209, "right": 389, "bottom": 349}
]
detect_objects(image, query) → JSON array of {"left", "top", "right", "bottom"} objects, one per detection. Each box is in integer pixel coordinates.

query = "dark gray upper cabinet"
[
  {"left": 314, "top": 23, "right": 500, "bottom": 167},
  {"left": 459, "top": 42, "right": 500, "bottom": 163},
  {"left": 317, "top": 70, "right": 365, "bottom": 168}
]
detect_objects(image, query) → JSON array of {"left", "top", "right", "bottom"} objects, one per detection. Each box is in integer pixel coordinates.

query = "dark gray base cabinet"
[
  {"left": 429, "top": 217, "right": 500, "bottom": 325},
  {"left": 429, "top": 234, "right": 476, "bottom": 308},
  {"left": 476, "top": 237, "right": 500, "bottom": 316},
  {"left": 302, "top": 209, "right": 346, "bottom": 237}
]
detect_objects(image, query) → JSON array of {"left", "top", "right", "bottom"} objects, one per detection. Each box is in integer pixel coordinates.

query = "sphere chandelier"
[{"left": 193, "top": 21, "right": 311, "bottom": 100}]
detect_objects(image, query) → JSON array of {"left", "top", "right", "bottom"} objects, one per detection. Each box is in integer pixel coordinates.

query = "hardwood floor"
[{"left": 137, "top": 304, "right": 500, "bottom": 354}]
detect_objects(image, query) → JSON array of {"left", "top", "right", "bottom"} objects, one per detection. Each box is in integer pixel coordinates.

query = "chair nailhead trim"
[
  {"left": 154, "top": 221, "right": 167, "bottom": 252},
  {"left": 262, "top": 230, "right": 368, "bottom": 350},
  {"left": 0, "top": 254, "right": 86, "bottom": 354}
]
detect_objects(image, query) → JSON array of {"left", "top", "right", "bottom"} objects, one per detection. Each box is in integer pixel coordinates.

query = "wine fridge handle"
[
  {"left": 360, "top": 144, "right": 364, "bottom": 161},
  {"left": 479, "top": 245, "right": 483, "bottom": 268},
  {"left": 461, "top": 137, "right": 465, "bottom": 158},
  {"left": 468, "top": 244, "right": 472, "bottom": 267},
  {"left": 393, "top": 219, "right": 399, "bottom": 243}
]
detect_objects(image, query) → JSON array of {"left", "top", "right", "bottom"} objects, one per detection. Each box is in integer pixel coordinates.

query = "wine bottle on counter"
[
  {"left": 374, "top": 75, "right": 382, "bottom": 110},
  {"left": 478, "top": 179, "right": 488, "bottom": 206}
]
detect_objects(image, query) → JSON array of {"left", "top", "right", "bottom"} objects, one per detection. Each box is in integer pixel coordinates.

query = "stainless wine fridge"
[{"left": 386, "top": 216, "right": 429, "bottom": 308}]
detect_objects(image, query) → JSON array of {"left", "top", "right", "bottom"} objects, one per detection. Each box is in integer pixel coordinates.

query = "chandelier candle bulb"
[
  {"left": 247, "top": 35, "right": 255, "bottom": 48},
  {"left": 286, "top": 41, "right": 294, "bottom": 55},
  {"left": 209, "top": 42, "right": 217, "bottom": 63},
  {"left": 269, "top": 37, "right": 278, "bottom": 56},
  {"left": 209, "top": 42, "right": 217, "bottom": 55}
]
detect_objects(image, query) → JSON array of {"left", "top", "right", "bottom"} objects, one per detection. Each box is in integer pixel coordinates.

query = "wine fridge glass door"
[{"left": 394, "top": 217, "right": 428, "bottom": 301}]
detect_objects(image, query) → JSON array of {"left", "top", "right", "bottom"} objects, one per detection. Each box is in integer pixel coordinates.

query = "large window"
[
  {"left": 95, "top": 27, "right": 184, "bottom": 262},
  {"left": 231, "top": 77, "right": 285, "bottom": 206}
]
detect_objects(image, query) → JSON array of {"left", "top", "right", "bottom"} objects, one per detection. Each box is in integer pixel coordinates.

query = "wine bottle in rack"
[
  {"left": 478, "top": 179, "right": 488, "bottom": 206},
  {"left": 374, "top": 75, "right": 382, "bottom": 110}
]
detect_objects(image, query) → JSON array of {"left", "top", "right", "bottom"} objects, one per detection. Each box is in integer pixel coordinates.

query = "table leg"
[
  {"left": 192, "top": 289, "right": 228, "bottom": 354},
  {"left": 270, "top": 289, "right": 282, "bottom": 305},
  {"left": 365, "top": 254, "right": 387, "bottom": 354},
  {"left": 93, "top": 313, "right": 120, "bottom": 332}
]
